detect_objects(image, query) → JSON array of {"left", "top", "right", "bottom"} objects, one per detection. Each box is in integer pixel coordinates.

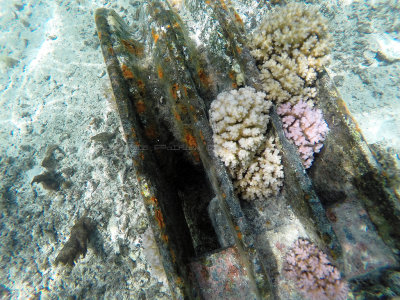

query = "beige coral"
[
  {"left": 209, "top": 87, "right": 271, "bottom": 171},
  {"left": 233, "top": 137, "right": 284, "bottom": 200},
  {"left": 250, "top": 2, "right": 331, "bottom": 105},
  {"left": 209, "top": 87, "right": 284, "bottom": 201}
]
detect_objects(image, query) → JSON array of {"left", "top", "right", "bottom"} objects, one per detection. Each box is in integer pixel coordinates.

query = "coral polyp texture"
[
  {"left": 283, "top": 238, "right": 349, "bottom": 300},
  {"left": 233, "top": 136, "right": 284, "bottom": 200},
  {"left": 277, "top": 100, "right": 329, "bottom": 169},
  {"left": 209, "top": 87, "right": 271, "bottom": 171},
  {"left": 209, "top": 87, "right": 283, "bottom": 201},
  {"left": 250, "top": 2, "right": 331, "bottom": 105}
]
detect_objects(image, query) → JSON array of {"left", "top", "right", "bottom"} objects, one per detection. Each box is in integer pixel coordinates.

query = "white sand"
[{"left": 0, "top": 0, "right": 170, "bottom": 298}]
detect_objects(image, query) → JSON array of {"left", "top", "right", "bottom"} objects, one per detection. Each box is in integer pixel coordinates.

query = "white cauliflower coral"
[
  {"left": 209, "top": 87, "right": 284, "bottom": 201},
  {"left": 209, "top": 87, "right": 271, "bottom": 170}
]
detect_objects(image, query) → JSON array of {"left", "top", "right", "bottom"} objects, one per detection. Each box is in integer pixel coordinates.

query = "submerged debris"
[
  {"left": 31, "top": 171, "right": 63, "bottom": 191},
  {"left": 55, "top": 217, "right": 95, "bottom": 266}
]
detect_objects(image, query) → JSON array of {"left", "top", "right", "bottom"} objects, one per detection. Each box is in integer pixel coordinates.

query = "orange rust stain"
[
  {"left": 220, "top": 0, "right": 227, "bottom": 10},
  {"left": 145, "top": 125, "right": 158, "bottom": 139},
  {"left": 232, "top": 82, "right": 238, "bottom": 89},
  {"left": 228, "top": 71, "right": 235, "bottom": 80},
  {"left": 174, "top": 110, "right": 181, "bottom": 121},
  {"left": 151, "top": 28, "right": 159, "bottom": 44},
  {"left": 185, "top": 132, "right": 198, "bottom": 149},
  {"left": 338, "top": 98, "right": 352, "bottom": 116},
  {"left": 236, "top": 45, "right": 242, "bottom": 54},
  {"left": 234, "top": 12, "right": 244, "bottom": 26},
  {"left": 137, "top": 79, "right": 145, "bottom": 90},
  {"left": 234, "top": 225, "right": 242, "bottom": 239},
  {"left": 176, "top": 277, "right": 183, "bottom": 286},
  {"left": 136, "top": 99, "right": 146, "bottom": 113},
  {"left": 178, "top": 104, "right": 188, "bottom": 114},
  {"left": 183, "top": 86, "right": 188, "bottom": 97},
  {"left": 198, "top": 69, "right": 210, "bottom": 86},
  {"left": 121, "top": 39, "right": 143, "bottom": 56},
  {"left": 205, "top": 0, "right": 211, "bottom": 4},
  {"left": 157, "top": 66, "right": 164, "bottom": 79},
  {"left": 121, "top": 64, "right": 134, "bottom": 79},
  {"left": 140, "top": 153, "right": 145, "bottom": 160},
  {"left": 171, "top": 83, "right": 179, "bottom": 99},
  {"left": 199, "top": 130, "right": 206, "bottom": 145},
  {"left": 162, "top": 234, "right": 169, "bottom": 243},
  {"left": 97, "top": 31, "right": 102, "bottom": 40},
  {"left": 173, "top": 22, "right": 180, "bottom": 29},
  {"left": 354, "top": 122, "right": 363, "bottom": 133},
  {"left": 155, "top": 209, "right": 165, "bottom": 228},
  {"left": 131, "top": 128, "right": 136, "bottom": 137},
  {"left": 135, "top": 141, "right": 140, "bottom": 146},
  {"left": 170, "top": 249, "right": 176, "bottom": 263},
  {"left": 304, "top": 194, "right": 311, "bottom": 200},
  {"left": 150, "top": 196, "right": 158, "bottom": 204},
  {"left": 189, "top": 105, "right": 195, "bottom": 112},
  {"left": 192, "top": 151, "right": 200, "bottom": 162},
  {"left": 222, "top": 193, "right": 226, "bottom": 199},
  {"left": 108, "top": 46, "right": 115, "bottom": 56}
]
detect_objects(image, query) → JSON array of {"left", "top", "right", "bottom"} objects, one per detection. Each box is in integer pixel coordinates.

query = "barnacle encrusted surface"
[
  {"left": 250, "top": 2, "right": 331, "bottom": 105},
  {"left": 209, "top": 87, "right": 284, "bottom": 200}
]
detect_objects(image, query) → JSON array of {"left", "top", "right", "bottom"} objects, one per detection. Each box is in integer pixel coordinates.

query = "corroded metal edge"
[
  {"left": 95, "top": 8, "right": 189, "bottom": 299},
  {"left": 209, "top": 0, "right": 343, "bottom": 263},
  {"left": 313, "top": 72, "right": 400, "bottom": 258},
  {"left": 91, "top": 0, "right": 397, "bottom": 298}
]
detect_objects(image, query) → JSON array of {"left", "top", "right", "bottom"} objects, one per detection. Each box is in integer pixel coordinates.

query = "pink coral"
[
  {"left": 277, "top": 100, "right": 329, "bottom": 168},
  {"left": 283, "top": 238, "right": 349, "bottom": 300}
]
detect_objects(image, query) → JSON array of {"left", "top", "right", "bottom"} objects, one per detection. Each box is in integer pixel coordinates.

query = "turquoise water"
[{"left": 0, "top": 0, "right": 399, "bottom": 299}]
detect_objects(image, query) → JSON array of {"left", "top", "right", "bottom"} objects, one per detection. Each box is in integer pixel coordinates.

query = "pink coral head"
[
  {"left": 277, "top": 100, "right": 329, "bottom": 168},
  {"left": 283, "top": 238, "right": 349, "bottom": 300}
]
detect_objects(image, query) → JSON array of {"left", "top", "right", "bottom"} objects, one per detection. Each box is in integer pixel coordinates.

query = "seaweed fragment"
[
  {"left": 41, "top": 145, "right": 65, "bottom": 170},
  {"left": 55, "top": 217, "right": 95, "bottom": 266},
  {"left": 31, "top": 171, "right": 63, "bottom": 191},
  {"left": 32, "top": 145, "right": 68, "bottom": 191}
]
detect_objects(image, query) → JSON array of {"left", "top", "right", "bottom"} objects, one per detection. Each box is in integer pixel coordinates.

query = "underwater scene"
[{"left": 0, "top": 0, "right": 399, "bottom": 299}]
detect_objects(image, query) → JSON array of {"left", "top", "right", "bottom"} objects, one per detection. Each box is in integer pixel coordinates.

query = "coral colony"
[
  {"left": 250, "top": 2, "right": 331, "bottom": 105},
  {"left": 277, "top": 101, "right": 329, "bottom": 169},
  {"left": 209, "top": 87, "right": 284, "bottom": 201},
  {"left": 249, "top": 2, "right": 331, "bottom": 168},
  {"left": 283, "top": 239, "right": 349, "bottom": 300},
  {"left": 208, "top": 3, "right": 346, "bottom": 299}
]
